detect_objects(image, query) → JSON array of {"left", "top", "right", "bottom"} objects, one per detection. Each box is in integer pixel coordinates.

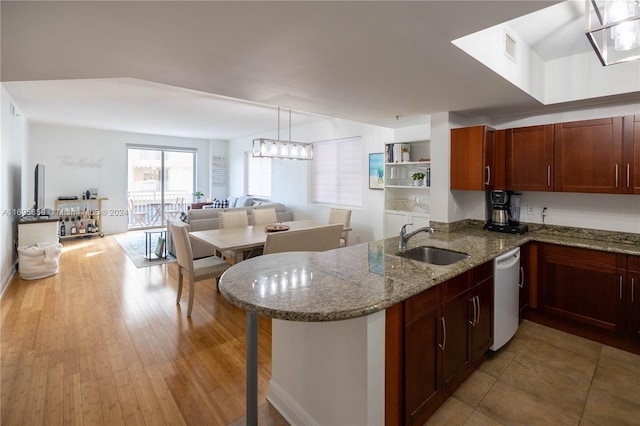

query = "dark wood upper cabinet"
[
  {"left": 450, "top": 126, "right": 495, "bottom": 190},
  {"left": 505, "top": 125, "right": 554, "bottom": 191},
  {"left": 623, "top": 115, "right": 640, "bottom": 194},
  {"left": 554, "top": 117, "right": 624, "bottom": 193}
]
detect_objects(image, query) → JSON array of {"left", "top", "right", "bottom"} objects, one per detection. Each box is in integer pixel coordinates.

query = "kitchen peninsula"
[{"left": 218, "top": 223, "right": 640, "bottom": 425}]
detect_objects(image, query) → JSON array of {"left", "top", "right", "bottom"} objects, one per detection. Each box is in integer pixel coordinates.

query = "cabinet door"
[
  {"left": 539, "top": 244, "right": 626, "bottom": 332},
  {"left": 505, "top": 125, "right": 554, "bottom": 191},
  {"left": 628, "top": 256, "right": 640, "bottom": 339},
  {"left": 470, "top": 275, "right": 494, "bottom": 364},
  {"left": 622, "top": 115, "right": 640, "bottom": 194},
  {"left": 450, "top": 126, "right": 495, "bottom": 190},
  {"left": 554, "top": 117, "right": 624, "bottom": 193},
  {"left": 441, "top": 289, "right": 472, "bottom": 394},
  {"left": 385, "top": 211, "right": 410, "bottom": 239},
  {"left": 519, "top": 243, "right": 530, "bottom": 316},
  {"left": 404, "top": 302, "right": 443, "bottom": 425}
]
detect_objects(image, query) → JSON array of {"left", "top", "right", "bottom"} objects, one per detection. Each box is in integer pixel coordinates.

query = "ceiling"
[{"left": 1, "top": 1, "right": 636, "bottom": 141}]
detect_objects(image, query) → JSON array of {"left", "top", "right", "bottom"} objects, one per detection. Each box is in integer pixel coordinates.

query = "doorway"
[{"left": 127, "top": 146, "right": 196, "bottom": 229}]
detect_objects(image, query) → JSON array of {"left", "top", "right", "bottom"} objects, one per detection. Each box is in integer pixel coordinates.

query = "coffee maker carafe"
[{"left": 490, "top": 190, "right": 509, "bottom": 225}]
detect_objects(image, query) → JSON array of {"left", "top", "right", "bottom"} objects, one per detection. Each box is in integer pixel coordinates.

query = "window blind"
[
  {"left": 245, "top": 152, "right": 272, "bottom": 197},
  {"left": 311, "top": 137, "right": 362, "bottom": 207}
]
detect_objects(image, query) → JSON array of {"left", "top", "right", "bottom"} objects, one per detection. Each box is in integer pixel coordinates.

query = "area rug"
[{"left": 114, "top": 231, "right": 176, "bottom": 268}]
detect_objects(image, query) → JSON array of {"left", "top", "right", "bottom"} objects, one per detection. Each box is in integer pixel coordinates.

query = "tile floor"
[{"left": 427, "top": 320, "right": 640, "bottom": 425}]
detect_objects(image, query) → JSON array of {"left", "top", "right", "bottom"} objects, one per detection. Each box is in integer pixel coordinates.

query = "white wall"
[
  {"left": 229, "top": 117, "right": 394, "bottom": 244},
  {"left": 269, "top": 311, "right": 385, "bottom": 426},
  {"left": 1, "top": 86, "right": 28, "bottom": 295},
  {"left": 28, "top": 123, "right": 211, "bottom": 235}
]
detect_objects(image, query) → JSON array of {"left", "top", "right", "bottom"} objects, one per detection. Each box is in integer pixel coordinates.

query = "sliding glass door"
[{"left": 127, "top": 146, "right": 196, "bottom": 230}]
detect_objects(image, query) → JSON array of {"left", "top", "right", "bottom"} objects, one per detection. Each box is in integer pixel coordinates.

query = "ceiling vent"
[{"left": 504, "top": 31, "right": 517, "bottom": 63}]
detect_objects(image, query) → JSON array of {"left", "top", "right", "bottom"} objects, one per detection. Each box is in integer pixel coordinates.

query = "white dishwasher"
[{"left": 491, "top": 247, "right": 521, "bottom": 351}]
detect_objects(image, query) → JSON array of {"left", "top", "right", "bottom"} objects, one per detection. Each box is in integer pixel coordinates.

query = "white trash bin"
[{"left": 18, "top": 242, "right": 63, "bottom": 280}]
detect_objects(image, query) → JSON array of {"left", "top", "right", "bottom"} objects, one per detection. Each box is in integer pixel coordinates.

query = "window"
[
  {"left": 245, "top": 152, "right": 272, "bottom": 197},
  {"left": 311, "top": 137, "right": 362, "bottom": 207}
]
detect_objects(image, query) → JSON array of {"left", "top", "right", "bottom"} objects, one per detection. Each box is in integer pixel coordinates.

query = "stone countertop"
[{"left": 218, "top": 224, "right": 640, "bottom": 322}]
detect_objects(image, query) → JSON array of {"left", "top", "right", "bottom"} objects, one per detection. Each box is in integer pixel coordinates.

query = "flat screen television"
[{"left": 34, "top": 163, "right": 45, "bottom": 215}]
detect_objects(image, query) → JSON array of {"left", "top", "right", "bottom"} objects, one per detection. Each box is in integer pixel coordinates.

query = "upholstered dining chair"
[
  {"left": 219, "top": 210, "right": 249, "bottom": 228},
  {"left": 328, "top": 208, "right": 352, "bottom": 247},
  {"left": 252, "top": 207, "right": 277, "bottom": 226},
  {"left": 168, "top": 221, "right": 230, "bottom": 317},
  {"left": 218, "top": 209, "right": 250, "bottom": 263},
  {"left": 263, "top": 224, "right": 343, "bottom": 255},
  {"left": 128, "top": 198, "right": 147, "bottom": 227}
]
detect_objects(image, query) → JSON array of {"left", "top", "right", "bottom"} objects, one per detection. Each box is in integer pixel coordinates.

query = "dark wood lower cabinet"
[
  {"left": 628, "top": 256, "right": 640, "bottom": 339},
  {"left": 526, "top": 244, "right": 640, "bottom": 355},
  {"left": 470, "top": 273, "right": 493, "bottom": 364},
  {"left": 441, "top": 288, "right": 471, "bottom": 394},
  {"left": 404, "top": 297, "right": 442, "bottom": 425},
  {"left": 539, "top": 244, "right": 626, "bottom": 332},
  {"left": 386, "top": 262, "right": 495, "bottom": 426}
]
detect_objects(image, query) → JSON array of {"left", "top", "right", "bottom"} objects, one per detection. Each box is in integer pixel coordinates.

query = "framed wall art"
[{"left": 369, "top": 153, "right": 384, "bottom": 190}]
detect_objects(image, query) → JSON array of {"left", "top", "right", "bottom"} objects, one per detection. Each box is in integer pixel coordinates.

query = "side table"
[{"left": 144, "top": 229, "right": 167, "bottom": 260}]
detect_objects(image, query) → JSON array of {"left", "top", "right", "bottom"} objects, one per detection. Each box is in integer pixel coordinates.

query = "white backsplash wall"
[{"left": 519, "top": 191, "right": 640, "bottom": 234}]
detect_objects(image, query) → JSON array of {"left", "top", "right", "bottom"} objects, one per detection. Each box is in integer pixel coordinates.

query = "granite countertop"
[{"left": 218, "top": 223, "right": 640, "bottom": 322}]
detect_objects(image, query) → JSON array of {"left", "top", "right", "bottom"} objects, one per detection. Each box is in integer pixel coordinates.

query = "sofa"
[{"left": 167, "top": 198, "right": 294, "bottom": 259}]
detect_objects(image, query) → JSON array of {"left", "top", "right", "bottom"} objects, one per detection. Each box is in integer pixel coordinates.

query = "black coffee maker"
[{"left": 484, "top": 190, "right": 528, "bottom": 234}]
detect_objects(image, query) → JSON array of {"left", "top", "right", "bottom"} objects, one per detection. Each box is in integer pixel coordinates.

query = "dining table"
[{"left": 189, "top": 219, "right": 322, "bottom": 264}]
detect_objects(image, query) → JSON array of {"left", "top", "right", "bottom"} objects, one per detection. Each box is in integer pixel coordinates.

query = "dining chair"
[
  {"left": 219, "top": 210, "right": 249, "bottom": 228},
  {"left": 328, "top": 208, "right": 352, "bottom": 247},
  {"left": 128, "top": 198, "right": 147, "bottom": 227},
  {"left": 263, "top": 223, "right": 343, "bottom": 255},
  {"left": 252, "top": 207, "right": 277, "bottom": 226},
  {"left": 218, "top": 209, "right": 250, "bottom": 263},
  {"left": 168, "top": 221, "right": 231, "bottom": 317}
]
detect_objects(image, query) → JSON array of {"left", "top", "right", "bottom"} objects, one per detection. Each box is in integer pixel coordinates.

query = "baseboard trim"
[
  {"left": 1, "top": 261, "right": 17, "bottom": 299},
  {"left": 267, "top": 379, "right": 318, "bottom": 426}
]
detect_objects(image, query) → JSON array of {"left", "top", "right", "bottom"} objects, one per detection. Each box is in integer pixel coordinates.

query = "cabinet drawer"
[
  {"left": 441, "top": 272, "right": 470, "bottom": 303},
  {"left": 404, "top": 286, "right": 440, "bottom": 324},
  {"left": 628, "top": 255, "right": 639, "bottom": 273},
  {"left": 542, "top": 244, "right": 617, "bottom": 268}
]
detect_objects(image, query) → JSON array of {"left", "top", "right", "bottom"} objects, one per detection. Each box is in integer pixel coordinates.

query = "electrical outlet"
[{"left": 527, "top": 205, "right": 541, "bottom": 215}]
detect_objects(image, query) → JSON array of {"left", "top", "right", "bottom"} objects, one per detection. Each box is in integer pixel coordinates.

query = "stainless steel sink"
[{"left": 397, "top": 246, "right": 469, "bottom": 265}]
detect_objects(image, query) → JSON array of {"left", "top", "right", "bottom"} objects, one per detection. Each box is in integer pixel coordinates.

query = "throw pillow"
[{"left": 235, "top": 196, "right": 254, "bottom": 207}]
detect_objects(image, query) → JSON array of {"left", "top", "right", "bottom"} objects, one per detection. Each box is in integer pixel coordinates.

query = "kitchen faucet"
[{"left": 399, "top": 223, "right": 435, "bottom": 251}]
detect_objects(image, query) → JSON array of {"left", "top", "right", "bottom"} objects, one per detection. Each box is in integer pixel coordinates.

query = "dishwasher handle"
[{"left": 496, "top": 248, "right": 520, "bottom": 269}]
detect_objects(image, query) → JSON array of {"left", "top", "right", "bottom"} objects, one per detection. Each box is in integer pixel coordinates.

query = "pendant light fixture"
[
  {"left": 252, "top": 107, "right": 313, "bottom": 160},
  {"left": 586, "top": 0, "right": 640, "bottom": 65}
]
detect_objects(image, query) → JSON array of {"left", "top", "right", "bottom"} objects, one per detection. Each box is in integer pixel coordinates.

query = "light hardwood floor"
[{"left": 1, "top": 235, "right": 274, "bottom": 425}]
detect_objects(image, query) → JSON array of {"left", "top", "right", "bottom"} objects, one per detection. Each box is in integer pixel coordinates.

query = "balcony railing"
[{"left": 127, "top": 190, "right": 191, "bottom": 229}]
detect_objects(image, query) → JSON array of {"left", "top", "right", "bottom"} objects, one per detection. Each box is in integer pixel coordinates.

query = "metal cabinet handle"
[
  {"left": 469, "top": 297, "right": 477, "bottom": 326},
  {"left": 620, "top": 276, "right": 623, "bottom": 301},
  {"left": 632, "top": 278, "right": 635, "bottom": 303},
  {"left": 475, "top": 296, "right": 480, "bottom": 326},
  {"left": 484, "top": 166, "right": 491, "bottom": 186},
  {"left": 438, "top": 317, "right": 447, "bottom": 351},
  {"left": 519, "top": 266, "right": 524, "bottom": 289},
  {"left": 615, "top": 164, "right": 619, "bottom": 188},
  {"left": 627, "top": 164, "right": 631, "bottom": 189},
  {"left": 547, "top": 165, "right": 551, "bottom": 187}
]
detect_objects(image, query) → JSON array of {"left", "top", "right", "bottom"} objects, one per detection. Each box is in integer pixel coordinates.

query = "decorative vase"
[
  {"left": 402, "top": 152, "right": 410, "bottom": 162},
  {"left": 413, "top": 180, "right": 423, "bottom": 187}
]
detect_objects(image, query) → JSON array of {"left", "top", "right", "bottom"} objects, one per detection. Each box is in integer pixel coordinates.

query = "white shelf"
[
  {"left": 385, "top": 161, "right": 430, "bottom": 166},
  {"left": 386, "top": 185, "right": 431, "bottom": 189}
]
